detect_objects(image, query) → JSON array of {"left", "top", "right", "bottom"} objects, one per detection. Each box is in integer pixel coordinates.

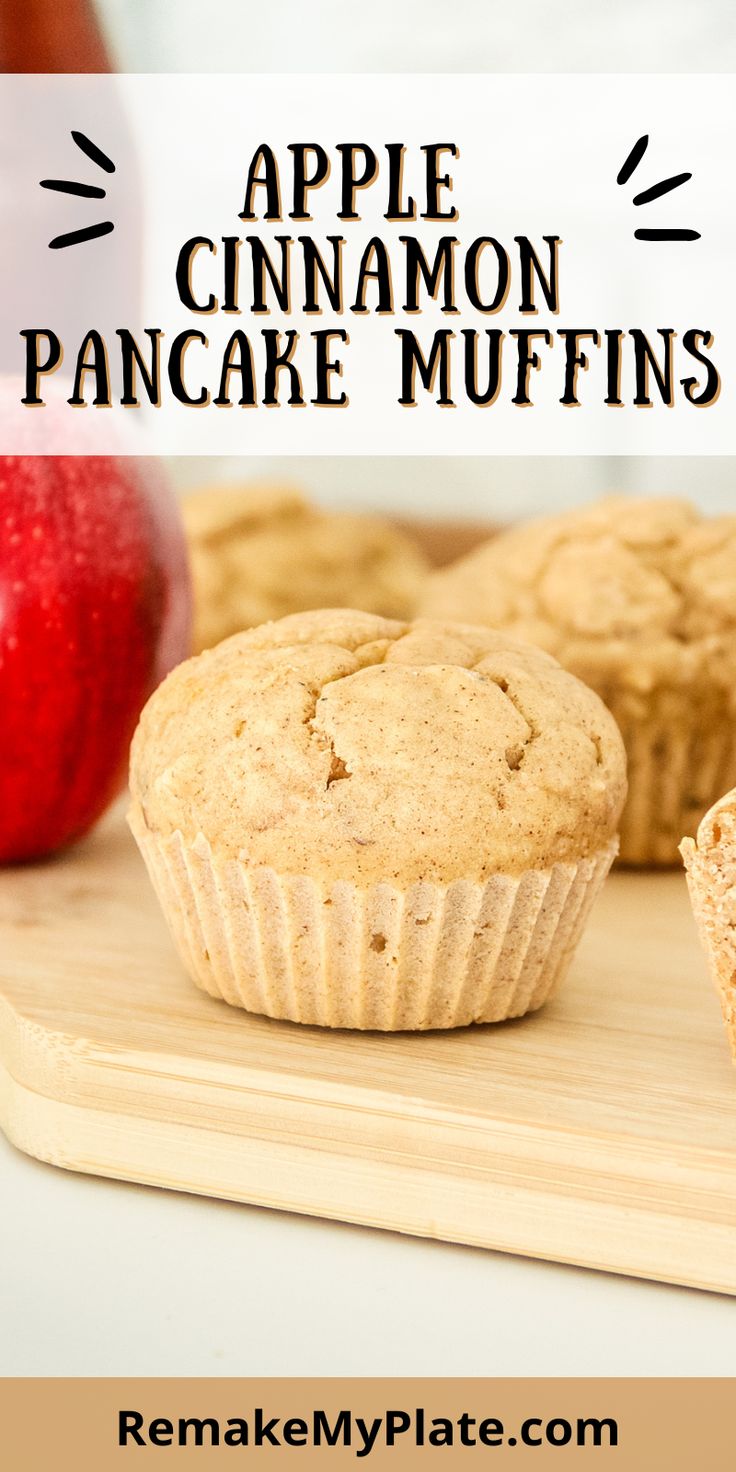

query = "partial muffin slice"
[{"left": 681, "top": 790, "right": 736, "bottom": 1061}]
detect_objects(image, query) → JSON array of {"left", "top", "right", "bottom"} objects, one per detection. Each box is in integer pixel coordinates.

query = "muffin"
[
  {"left": 129, "top": 609, "right": 626, "bottom": 1030},
  {"left": 183, "top": 483, "right": 428, "bottom": 651},
  {"left": 420, "top": 496, "right": 736, "bottom": 865},
  {"left": 681, "top": 789, "right": 736, "bottom": 1061}
]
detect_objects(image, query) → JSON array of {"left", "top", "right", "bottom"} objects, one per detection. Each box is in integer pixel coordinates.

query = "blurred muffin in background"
[
  {"left": 184, "top": 484, "right": 429, "bottom": 652},
  {"left": 420, "top": 496, "right": 736, "bottom": 866}
]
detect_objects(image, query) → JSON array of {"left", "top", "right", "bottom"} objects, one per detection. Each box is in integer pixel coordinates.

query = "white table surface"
[{"left": 2, "top": 1129, "right": 735, "bottom": 1376}]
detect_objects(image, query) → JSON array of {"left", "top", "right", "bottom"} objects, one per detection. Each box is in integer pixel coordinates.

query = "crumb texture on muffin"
[
  {"left": 420, "top": 496, "right": 736, "bottom": 691},
  {"left": 183, "top": 485, "right": 429, "bottom": 651},
  {"left": 681, "top": 789, "right": 736, "bottom": 1060},
  {"left": 130, "top": 608, "right": 626, "bottom": 885}
]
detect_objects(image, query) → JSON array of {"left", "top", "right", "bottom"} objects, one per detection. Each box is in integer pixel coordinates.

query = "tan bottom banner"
[{"left": 1, "top": 1378, "right": 733, "bottom": 1469}]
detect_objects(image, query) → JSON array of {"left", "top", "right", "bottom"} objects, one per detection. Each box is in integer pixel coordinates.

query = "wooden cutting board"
[{"left": 1, "top": 807, "right": 735, "bottom": 1295}]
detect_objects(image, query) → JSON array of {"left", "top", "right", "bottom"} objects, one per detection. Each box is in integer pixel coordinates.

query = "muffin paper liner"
[
  {"left": 130, "top": 807, "right": 616, "bottom": 1031},
  {"left": 681, "top": 814, "right": 736, "bottom": 1062},
  {"left": 601, "top": 686, "right": 736, "bottom": 867}
]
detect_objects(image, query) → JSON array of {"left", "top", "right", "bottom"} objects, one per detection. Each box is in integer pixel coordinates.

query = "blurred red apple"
[{"left": 0, "top": 456, "right": 191, "bottom": 862}]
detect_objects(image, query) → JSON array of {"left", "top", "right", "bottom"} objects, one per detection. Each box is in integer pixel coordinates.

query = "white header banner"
[{"left": 1, "top": 73, "right": 733, "bottom": 454}]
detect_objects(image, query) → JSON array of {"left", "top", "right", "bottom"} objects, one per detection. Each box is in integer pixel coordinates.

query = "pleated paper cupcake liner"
[
  {"left": 129, "top": 805, "right": 616, "bottom": 1031},
  {"left": 601, "top": 686, "right": 736, "bottom": 867}
]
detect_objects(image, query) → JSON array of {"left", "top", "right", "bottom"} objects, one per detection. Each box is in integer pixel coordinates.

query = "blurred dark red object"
[
  {"left": 0, "top": 454, "right": 192, "bottom": 862},
  {"left": 0, "top": 0, "right": 111, "bottom": 71}
]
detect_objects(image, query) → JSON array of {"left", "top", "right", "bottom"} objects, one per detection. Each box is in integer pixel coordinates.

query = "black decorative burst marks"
[
  {"left": 40, "top": 130, "right": 116, "bottom": 249},
  {"left": 617, "top": 134, "right": 700, "bottom": 242}
]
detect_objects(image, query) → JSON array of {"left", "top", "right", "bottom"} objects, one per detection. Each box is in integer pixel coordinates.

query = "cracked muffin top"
[
  {"left": 183, "top": 484, "right": 429, "bottom": 652},
  {"left": 129, "top": 609, "right": 626, "bottom": 883},
  {"left": 419, "top": 497, "right": 736, "bottom": 693}
]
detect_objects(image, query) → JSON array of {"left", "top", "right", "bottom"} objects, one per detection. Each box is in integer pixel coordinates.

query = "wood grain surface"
[{"left": 1, "top": 808, "right": 735, "bottom": 1294}]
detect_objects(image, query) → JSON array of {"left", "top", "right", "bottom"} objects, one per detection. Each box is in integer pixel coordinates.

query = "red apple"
[{"left": 0, "top": 456, "right": 191, "bottom": 862}]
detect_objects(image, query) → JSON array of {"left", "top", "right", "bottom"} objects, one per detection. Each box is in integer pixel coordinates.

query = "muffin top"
[
  {"left": 130, "top": 609, "right": 626, "bottom": 884},
  {"left": 183, "top": 484, "right": 429, "bottom": 651},
  {"left": 684, "top": 785, "right": 736, "bottom": 860},
  {"left": 420, "top": 497, "right": 736, "bottom": 692}
]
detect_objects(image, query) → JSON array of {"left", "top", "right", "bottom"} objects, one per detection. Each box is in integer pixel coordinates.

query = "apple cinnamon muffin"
[
  {"left": 681, "top": 789, "right": 736, "bottom": 1062},
  {"left": 183, "top": 483, "right": 428, "bottom": 652},
  {"left": 129, "top": 609, "right": 625, "bottom": 1030},
  {"left": 420, "top": 497, "right": 736, "bottom": 865}
]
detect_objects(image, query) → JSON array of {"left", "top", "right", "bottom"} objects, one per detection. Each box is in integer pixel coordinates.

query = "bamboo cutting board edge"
[
  {"left": 2, "top": 1045, "right": 736, "bottom": 1297},
  {"left": 1, "top": 814, "right": 736, "bottom": 1296}
]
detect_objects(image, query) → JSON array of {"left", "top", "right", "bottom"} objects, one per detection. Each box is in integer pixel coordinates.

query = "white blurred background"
[
  {"left": 94, "top": 0, "right": 736, "bottom": 523},
  {"left": 96, "top": 0, "right": 736, "bottom": 76}
]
